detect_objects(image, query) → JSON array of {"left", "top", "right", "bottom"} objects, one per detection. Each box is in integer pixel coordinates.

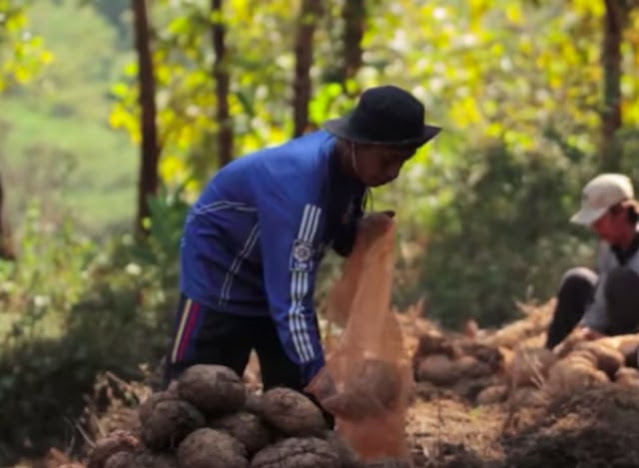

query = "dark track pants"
[
  {"left": 163, "top": 295, "right": 334, "bottom": 427},
  {"left": 164, "top": 294, "right": 307, "bottom": 391},
  {"left": 545, "top": 266, "right": 639, "bottom": 349}
]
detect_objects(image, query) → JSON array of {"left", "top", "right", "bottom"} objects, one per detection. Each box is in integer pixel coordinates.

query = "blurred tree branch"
[
  {"left": 338, "top": 0, "right": 365, "bottom": 93},
  {"left": 131, "top": 0, "right": 159, "bottom": 236},
  {"left": 211, "top": 0, "right": 233, "bottom": 167},
  {"left": 0, "top": 172, "right": 15, "bottom": 260},
  {"left": 599, "top": 0, "right": 629, "bottom": 171},
  {"left": 293, "top": 0, "right": 323, "bottom": 137}
]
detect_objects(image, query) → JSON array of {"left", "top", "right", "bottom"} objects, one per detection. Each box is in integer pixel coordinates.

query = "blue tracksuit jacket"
[{"left": 179, "top": 130, "right": 366, "bottom": 382}]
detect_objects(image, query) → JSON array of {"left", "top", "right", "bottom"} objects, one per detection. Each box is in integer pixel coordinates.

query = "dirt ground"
[
  {"left": 402, "top": 300, "right": 639, "bottom": 468},
  {"left": 407, "top": 396, "right": 505, "bottom": 467},
  {"left": 12, "top": 378, "right": 639, "bottom": 468},
  {"left": 11, "top": 301, "right": 639, "bottom": 468},
  {"left": 502, "top": 384, "right": 639, "bottom": 468},
  {"left": 10, "top": 396, "right": 508, "bottom": 468},
  {"left": 406, "top": 382, "right": 639, "bottom": 468}
]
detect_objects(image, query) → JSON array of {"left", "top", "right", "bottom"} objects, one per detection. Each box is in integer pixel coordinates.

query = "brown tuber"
[
  {"left": 362, "top": 458, "right": 412, "bottom": 468},
  {"left": 325, "top": 430, "right": 361, "bottom": 467},
  {"left": 573, "top": 341, "right": 623, "bottom": 378},
  {"left": 244, "top": 392, "right": 263, "bottom": 415},
  {"left": 139, "top": 399, "right": 206, "bottom": 449},
  {"left": 260, "top": 387, "right": 327, "bottom": 436},
  {"left": 177, "top": 364, "right": 246, "bottom": 416},
  {"left": 507, "top": 348, "right": 555, "bottom": 387},
  {"left": 510, "top": 387, "right": 547, "bottom": 408},
  {"left": 615, "top": 367, "right": 639, "bottom": 388},
  {"left": 461, "top": 343, "right": 504, "bottom": 372},
  {"left": 250, "top": 437, "right": 339, "bottom": 468},
  {"left": 177, "top": 428, "right": 248, "bottom": 468},
  {"left": 104, "top": 450, "right": 178, "bottom": 468},
  {"left": 546, "top": 358, "right": 608, "bottom": 394},
  {"left": 476, "top": 385, "right": 508, "bottom": 405},
  {"left": 104, "top": 452, "right": 134, "bottom": 468},
  {"left": 137, "top": 389, "right": 178, "bottom": 425},
  {"left": 454, "top": 355, "right": 492, "bottom": 379},
  {"left": 320, "top": 358, "right": 403, "bottom": 420},
  {"left": 311, "top": 362, "right": 404, "bottom": 420},
  {"left": 210, "top": 411, "right": 271, "bottom": 455},
  {"left": 413, "top": 334, "right": 460, "bottom": 359},
  {"left": 87, "top": 430, "right": 140, "bottom": 468},
  {"left": 345, "top": 358, "right": 402, "bottom": 410},
  {"left": 415, "top": 354, "right": 458, "bottom": 386},
  {"left": 594, "top": 334, "right": 639, "bottom": 367}
]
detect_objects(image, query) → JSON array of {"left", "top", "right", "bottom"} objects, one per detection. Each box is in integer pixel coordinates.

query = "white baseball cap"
[{"left": 570, "top": 173, "right": 634, "bottom": 225}]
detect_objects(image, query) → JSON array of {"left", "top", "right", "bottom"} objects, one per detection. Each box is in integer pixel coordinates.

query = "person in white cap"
[{"left": 545, "top": 173, "right": 639, "bottom": 349}]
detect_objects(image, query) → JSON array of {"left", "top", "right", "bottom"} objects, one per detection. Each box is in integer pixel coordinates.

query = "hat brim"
[
  {"left": 323, "top": 117, "right": 441, "bottom": 147},
  {"left": 570, "top": 207, "right": 608, "bottom": 225}
]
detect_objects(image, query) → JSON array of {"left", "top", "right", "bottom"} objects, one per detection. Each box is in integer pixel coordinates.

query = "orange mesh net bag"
[{"left": 307, "top": 219, "right": 414, "bottom": 462}]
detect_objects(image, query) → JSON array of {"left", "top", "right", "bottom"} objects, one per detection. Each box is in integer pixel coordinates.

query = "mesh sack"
[{"left": 307, "top": 220, "right": 413, "bottom": 462}]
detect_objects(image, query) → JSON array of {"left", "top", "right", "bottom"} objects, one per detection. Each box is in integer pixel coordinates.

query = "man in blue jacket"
[{"left": 165, "top": 85, "right": 440, "bottom": 397}]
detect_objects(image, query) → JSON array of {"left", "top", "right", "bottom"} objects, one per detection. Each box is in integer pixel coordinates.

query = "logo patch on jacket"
[{"left": 290, "top": 239, "right": 314, "bottom": 272}]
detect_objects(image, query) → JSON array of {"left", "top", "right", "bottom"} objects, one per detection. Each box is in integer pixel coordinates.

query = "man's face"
[
  {"left": 352, "top": 144, "right": 417, "bottom": 187},
  {"left": 591, "top": 208, "right": 627, "bottom": 244}
]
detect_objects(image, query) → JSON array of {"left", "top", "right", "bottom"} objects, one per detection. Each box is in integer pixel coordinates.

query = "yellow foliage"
[
  {"left": 155, "top": 65, "right": 171, "bottom": 86},
  {"left": 184, "top": 180, "right": 201, "bottom": 203},
  {"left": 123, "top": 62, "right": 137, "bottom": 78},
  {"left": 158, "top": 154, "right": 200, "bottom": 201},
  {"left": 175, "top": 126, "right": 195, "bottom": 149},
  {"left": 40, "top": 50, "right": 54, "bottom": 64},
  {"left": 13, "top": 65, "right": 31, "bottom": 83},
  {"left": 469, "top": 0, "right": 490, "bottom": 16},
  {"left": 238, "top": 132, "right": 266, "bottom": 153},
  {"left": 489, "top": 43, "right": 504, "bottom": 57},
  {"left": 229, "top": 0, "right": 250, "bottom": 22},
  {"left": 159, "top": 155, "right": 187, "bottom": 186},
  {"left": 449, "top": 96, "right": 482, "bottom": 127},
  {"left": 573, "top": 0, "right": 604, "bottom": 17},
  {"left": 560, "top": 44, "right": 578, "bottom": 65},
  {"left": 4, "top": 9, "right": 25, "bottom": 31},
  {"left": 486, "top": 122, "right": 503, "bottom": 138},
  {"left": 505, "top": 4, "right": 522, "bottom": 25},
  {"left": 536, "top": 53, "right": 549, "bottom": 68},
  {"left": 623, "top": 100, "right": 639, "bottom": 125},
  {"left": 108, "top": 104, "right": 140, "bottom": 144}
]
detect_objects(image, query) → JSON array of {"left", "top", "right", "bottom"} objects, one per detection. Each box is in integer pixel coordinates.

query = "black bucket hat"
[{"left": 323, "top": 85, "right": 441, "bottom": 146}]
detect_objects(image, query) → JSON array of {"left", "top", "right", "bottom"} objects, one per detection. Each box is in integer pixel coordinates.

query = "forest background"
[{"left": 1, "top": 0, "right": 638, "bottom": 464}]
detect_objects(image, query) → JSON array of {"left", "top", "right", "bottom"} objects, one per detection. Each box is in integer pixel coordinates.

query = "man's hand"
[
  {"left": 582, "top": 327, "right": 605, "bottom": 341},
  {"left": 358, "top": 211, "right": 395, "bottom": 239}
]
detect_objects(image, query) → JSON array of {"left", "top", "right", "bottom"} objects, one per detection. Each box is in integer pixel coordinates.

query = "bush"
[
  {"left": 0, "top": 188, "right": 188, "bottom": 465},
  {"left": 413, "top": 141, "right": 594, "bottom": 328}
]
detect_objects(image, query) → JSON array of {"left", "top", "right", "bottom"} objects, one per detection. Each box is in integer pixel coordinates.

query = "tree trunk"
[
  {"left": 338, "top": 0, "right": 365, "bottom": 89},
  {"left": 211, "top": 0, "right": 233, "bottom": 167},
  {"left": 292, "top": 0, "right": 323, "bottom": 137},
  {"left": 600, "top": 0, "right": 627, "bottom": 171},
  {"left": 0, "top": 172, "right": 14, "bottom": 261},
  {"left": 132, "top": 0, "right": 159, "bottom": 236}
]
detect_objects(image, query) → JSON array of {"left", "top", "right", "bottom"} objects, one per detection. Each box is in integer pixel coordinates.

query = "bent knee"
[{"left": 560, "top": 267, "right": 597, "bottom": 290}]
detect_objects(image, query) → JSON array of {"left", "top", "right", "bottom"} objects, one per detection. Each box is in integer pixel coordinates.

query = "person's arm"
[
  {"left": 332, "top": 206, "right": 395, "bottom": 257},
  {"left": 254, "top": 181, "right": 325, "bottom": 386},
  {"left": 581, "top": 278, "right": 609, "bottom": 335},
  {"left": 581, "top": 243, "right": 616, "bottom": 336},
  {"left": 331, "top": 195, "right": 365, "bottom": 257}
]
